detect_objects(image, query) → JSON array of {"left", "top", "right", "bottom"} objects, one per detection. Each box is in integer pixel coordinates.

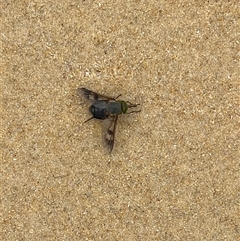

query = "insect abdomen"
[{"left": 90, "top": 101, "right": 109, "bottom": 119}]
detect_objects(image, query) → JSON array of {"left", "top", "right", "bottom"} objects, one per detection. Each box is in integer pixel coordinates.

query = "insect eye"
[{"left": 121, "top": 101, "right": 128, "bottom": 113}]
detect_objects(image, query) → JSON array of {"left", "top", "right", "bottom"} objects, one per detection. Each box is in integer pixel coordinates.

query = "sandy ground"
[{"left": 1, "top": 1, "right": 239, "bottom": 240}]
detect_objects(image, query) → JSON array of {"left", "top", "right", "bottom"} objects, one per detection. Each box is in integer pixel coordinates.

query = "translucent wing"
[
  {"left": 102, "top": 115, "right": 118, "bottom": 153},
  {"left": 77, "top": 87, "right": 116, "bottom": 102}
]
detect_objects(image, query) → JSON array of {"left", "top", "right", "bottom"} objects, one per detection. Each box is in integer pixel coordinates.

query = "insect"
[{"left": 78, "top": 87, "right": 141, "bottom": 152}]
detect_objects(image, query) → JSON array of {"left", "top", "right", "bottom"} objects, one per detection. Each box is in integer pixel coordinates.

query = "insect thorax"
[{"left": 108, "top": 101, "right": 129, "bottom": 115}]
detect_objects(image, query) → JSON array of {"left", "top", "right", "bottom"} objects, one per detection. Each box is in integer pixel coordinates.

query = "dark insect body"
[{"left": 78, "top": 87, "right": 140, "bottom": 152}]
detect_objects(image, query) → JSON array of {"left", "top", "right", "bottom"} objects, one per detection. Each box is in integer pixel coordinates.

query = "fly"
[{"left": 78, "top": 87, "right": 141, "bottom": 152}]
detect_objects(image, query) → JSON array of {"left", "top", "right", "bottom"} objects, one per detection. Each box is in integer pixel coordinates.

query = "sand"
[{"left": 1, "top": 1, "right": 239, "bottom": 240}]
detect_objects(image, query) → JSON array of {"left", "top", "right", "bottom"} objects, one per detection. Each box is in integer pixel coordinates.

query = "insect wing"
[
  {"left": 102, "top": 115, "right": 118, "bottom": 153},
  {"left": 78, "top": 87, "right": 116, "bottom": 102}
]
